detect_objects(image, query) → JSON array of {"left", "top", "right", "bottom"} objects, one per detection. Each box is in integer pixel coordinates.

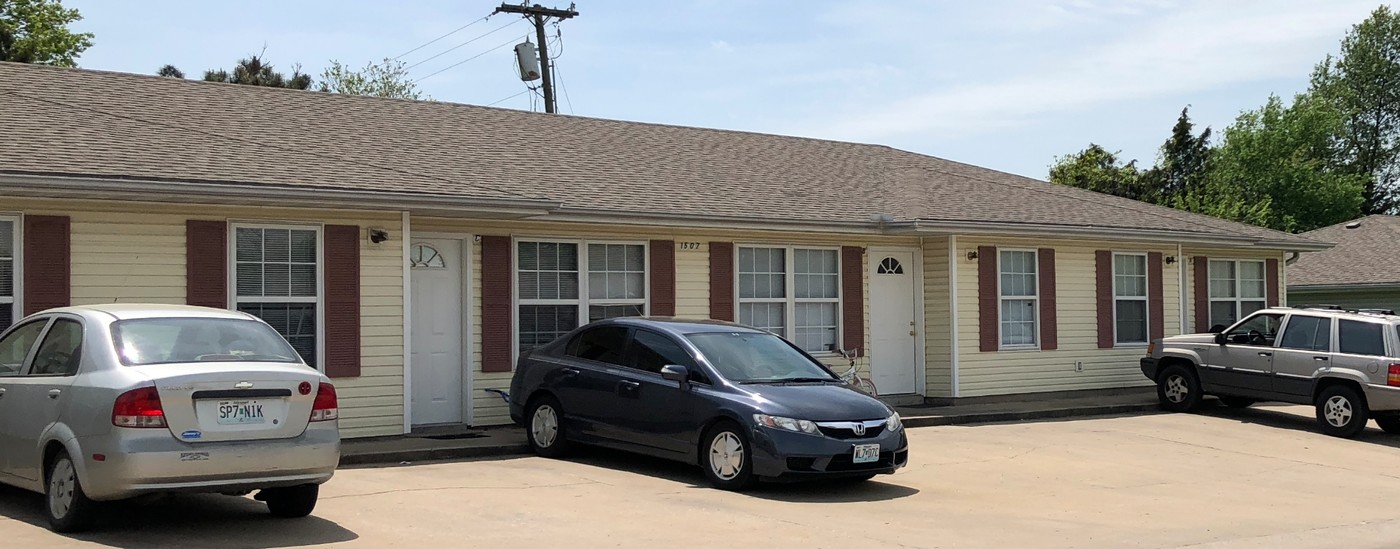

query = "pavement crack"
[{"left": 323, "top": 481, "right": 599, "bottom": 500}]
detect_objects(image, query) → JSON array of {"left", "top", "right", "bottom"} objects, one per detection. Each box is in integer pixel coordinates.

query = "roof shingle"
[{"left": 1290, "top": 215, "right": 1400, "bottom": 287}]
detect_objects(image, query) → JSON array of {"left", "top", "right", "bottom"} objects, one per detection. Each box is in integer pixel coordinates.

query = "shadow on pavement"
[
  {"left": 1201, "top": 403, "right": 1400, "bottom": 448},
  {"left": 0, "top": 484, "right": 357, "bottom": 548},
  {"left": 568, "top": 446, "right": 919, "bottom": 503}
]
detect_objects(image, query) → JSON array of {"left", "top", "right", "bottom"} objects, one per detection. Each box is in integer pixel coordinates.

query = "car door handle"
[
  {"left": 47, "top": 389, "right": 62, "bottom": 399},
  {"left": 561, "top": 367, "right": 581, "bottom": 377},
  {"left": 1314, "top": 356, "right": 1330, "bottom": 361},
  {"left": 618, "top": 380, "right": 641, "bottom": 390},
  {"left": 1257, "top": 352, "right": 1272, "bottom": 357},
  {"left": 0, "top": 387, "right": 6, "bottom": 398}
]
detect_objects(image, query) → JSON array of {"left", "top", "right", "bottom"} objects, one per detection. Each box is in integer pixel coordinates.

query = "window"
[
  {"left": 628, "top": 330, "right": 695, "bottom": 375},
  {"left": 517, "top": 241, "right": 647, "bottom": 353},
  {"left": 1224, "top": 313, "right": 1283, "bottom": 346},
  {"left": 1338, "top": 320, "right": 1387, "bottom": 357},
  {"left": 112, "top": 318, "right": 301, "bottom": 366},
  {"left": 1114, "top": 253, "right": 1148, "bottom": 345},
  {"left": 409, "top": 244, "right": 446, "bottom": 268},
  {"left": 0, "top": 217, "right": 17, "bottom": 332},
  {"left": 233, "top": 226, "right": 320, "bottom": 367},
  {"left": 687, "top": 331, "right": 836, "bottom": 383},
  {"left": 564, "top": 326, "right": 630, "bottom": 365},
  {"left": 1208, "top": 260, "right": 1266, "bottom": 329},
  {"left": 737, "top": 246, "right": 839, "bottom": 353},
  {"left": 29, "top": 318, "right": 82, "bottom": 376},
  {"left": 1279, "top": 315, "right": 1332, "bottom": 352},
  {"left": 999, "top": 250, "right": 1038, "bottom": 347},
  {"left": 877, "top": 257, "right": 904, "bottom": 274},
  {"left": 0, "top": 319, "right": 45, "bottom": 376}
]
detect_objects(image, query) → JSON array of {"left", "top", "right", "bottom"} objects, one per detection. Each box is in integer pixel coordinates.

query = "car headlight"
[
  {"left": 886, "top": 412, "right": 902, "bottom": 431},
  {"left": 753, "top": 414, "right": 820, "bottom": 435}
]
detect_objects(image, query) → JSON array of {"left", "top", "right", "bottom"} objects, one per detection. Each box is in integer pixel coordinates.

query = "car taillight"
[
  {"left": 1388, "top": 364, "right": 1400, "bottom": 387},
  {"left": 311, "top": 382, "right": 338, "bottom": 422},
  {"left": 112, "top": 385, "right": 166, "bottom": 428}
]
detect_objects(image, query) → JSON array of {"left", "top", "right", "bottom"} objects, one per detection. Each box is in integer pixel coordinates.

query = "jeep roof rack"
[{"left": 1288, "top": 304, "right": 1397, "bottom": 316}]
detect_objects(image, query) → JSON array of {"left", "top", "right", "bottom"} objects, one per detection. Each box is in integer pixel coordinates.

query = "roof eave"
[{"left": 1287, "top": 282, "right": 1400, "bottom": 291}]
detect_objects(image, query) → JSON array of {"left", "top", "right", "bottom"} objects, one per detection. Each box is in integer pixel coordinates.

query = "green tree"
[
  {"left": 1207, "top": 93, "right": 1366, "bottom": 232},
  {"left": 203, "top": 53, "right": 312, "bottom": 90},
  {"left": 156, "top": 64, "right": 184, "bottom": 78},
  {"left": 0, "top": 0, "right": 93, "bottom": 66},
  {"left": 1142, "top": 107, "right": 1213, "bottom": 203},
  {"left": 1310, "top": 5, "right": 1400, "bottom": 214},
  {"left": 1048, "top": 144, "right": 1151, "bottom": 201},
  {"left": 319, "top": 58, "right": 424, "bottom": 100}
]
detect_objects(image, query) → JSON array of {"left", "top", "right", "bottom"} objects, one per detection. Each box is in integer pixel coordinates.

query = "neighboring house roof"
[
  {"left": 1289, "top": 215, "right": 1400, "bottom": 288},
  {"left": 0, "top": 62, "right": 1325, "bottom": 249}
]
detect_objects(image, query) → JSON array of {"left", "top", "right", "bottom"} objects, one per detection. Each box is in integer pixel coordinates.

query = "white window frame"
[
  {"left": 0, "top": 214, "right": 21, "bottom": 332},
  {"left": 735, "top": 244, "right": 842, "bottom": 355},
  {"left": 227, "top": 222, "right": 325, "bottom": 370},
  {"left": 997, "top": 248, "right": 1039, "bottom": 350},
  {"left": 1113, "top": 252, "right": 1150, "bottom": 347},
  {"left": 1208, "top": 259, "right": 1267, "bottom": 329},
  {"left": 512, "top": 238, "right": 650, "bottom": 357}
]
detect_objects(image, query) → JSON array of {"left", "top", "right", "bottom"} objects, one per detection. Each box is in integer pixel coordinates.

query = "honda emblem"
[{"left": 851, "top": 423, "right": 866, "bottom": 436}]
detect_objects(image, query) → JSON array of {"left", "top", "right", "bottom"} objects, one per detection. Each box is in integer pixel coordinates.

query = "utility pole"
[{"left": 493, "top": 2, "right": 579, "bottom": 114}]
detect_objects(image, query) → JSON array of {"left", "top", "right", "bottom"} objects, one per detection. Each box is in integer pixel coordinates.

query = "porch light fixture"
[
  {"left": 966, "top": 250, "right": 978, "bottom": 261},
  {"left": 1164, "top": 255, "right": 1176, "bottom": 264},
  {"left": 368, "top": 228, "right": 389, "bottom": 244}
]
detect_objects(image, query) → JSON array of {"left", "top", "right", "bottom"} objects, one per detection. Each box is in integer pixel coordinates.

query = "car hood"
[
  {"left": 1163, "top": 333, "right": 1217, "bottom": 345},
  {"left": 740, "top": 382, "right": 892, "bottom": 422}
]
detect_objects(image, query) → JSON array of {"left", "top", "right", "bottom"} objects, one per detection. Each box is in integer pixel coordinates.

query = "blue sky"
[{"left": 64, "top": 0, "right": 1389, "bottom": 179}]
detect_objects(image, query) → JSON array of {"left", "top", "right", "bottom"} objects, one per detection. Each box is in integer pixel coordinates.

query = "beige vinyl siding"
[
  {"left": 414, "top": 217, "right": 916, "bottom": 426},
  {"left": 8, "top": 198, "right": 406, "bottom": 439},
  {"left": 1184, "top": 248, "right": 1287, "bottom": 333},
  {"left": 923, "top": 236, "right": 953, "bottom": 397},
  {"left": 955, "top": 237, "right": 1183, "bottom": 397}
]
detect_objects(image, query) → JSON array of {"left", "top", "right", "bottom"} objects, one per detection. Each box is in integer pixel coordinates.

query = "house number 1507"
[{"left": 679, "top": 242, "right": 701, "bottom": 251}]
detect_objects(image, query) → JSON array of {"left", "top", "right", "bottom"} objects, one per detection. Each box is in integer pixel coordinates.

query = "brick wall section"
[
  {"left": 1037, "top": 248, "right": 1057, "bottom": 351},
  {"left": 1149, "top": 252, "right": 1165, "bottom": 341},
  {"left": 1095, "top": 250, "right": 1114, "bottom": 349},
  {"left": 977, "top": 245, "right": 998, "bottom": 352},
  {"left": 481, "top": 236, "right": 513, "bottom": 372},
  {"left": 185, "top": 220, "right": 227, "bottom": 308},
  {"left": 708, "top": 242, "right": 734, "bottom": 321},
  {"left": 649, "top": 240, "right": 676, "bottom": 316},
  {"left": 323, "top": 224, "right": 361, "bottom": 378},
  {"left": 841, "top": 246, "right": 864, "bottom": 355},
  {"left": 23, "top": 215, "right": 69, "bottom": 315}
]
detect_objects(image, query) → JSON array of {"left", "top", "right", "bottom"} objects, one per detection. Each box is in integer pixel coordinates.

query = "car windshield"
[
  {"left": 111, "top": 318, "right": 302, "bottom": 366},
  {"left": 685, "top": 332, "right": 836, "bottom": 383}
]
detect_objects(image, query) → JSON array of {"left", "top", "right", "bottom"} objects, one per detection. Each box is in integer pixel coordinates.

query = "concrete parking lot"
[{"left": 8, "top": 404, "right": 1400, "bottom": 548}]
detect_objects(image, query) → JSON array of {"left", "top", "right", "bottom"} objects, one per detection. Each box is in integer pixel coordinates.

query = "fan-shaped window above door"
[
  {"left": 877, "top": 257, "right": 904, "bottom": 275},
  {"left": 410, "top": 244, "right": 446, "bottom": 269}
]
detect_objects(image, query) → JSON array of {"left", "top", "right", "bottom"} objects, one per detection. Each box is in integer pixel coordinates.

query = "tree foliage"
[
  {"left": 318, "top": 58, "right": 424, "bottom": 100},
  {"left": 1141, "top": 107, "right": 1213, "bottom": 204},
  {"left": 0, "top": 0, "right": 93, "bottom": 67},
  {"left": 1048, "top": 145, "right": 1149, "bottom": 200},
  {"left": 201, "top": 54, "right": 311, "bottom": 90},
  {"left": 156, "top": 64, "right": 184, "bottom": 78}
]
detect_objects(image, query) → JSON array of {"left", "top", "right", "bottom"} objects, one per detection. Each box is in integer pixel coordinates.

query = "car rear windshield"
[
  {"left": 685, "top": 332, "right": 836, "bottom": 383},
  {"left": 111, "top": 318, "right": 302, "bottom": 366}
]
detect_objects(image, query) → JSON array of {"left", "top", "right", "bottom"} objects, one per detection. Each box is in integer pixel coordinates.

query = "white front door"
[
  {"left": 868, "top": 250, "right": 919, "bottom": 395},
  {"left": 410, "top": 238, "right": 467, "bottom": 426}
]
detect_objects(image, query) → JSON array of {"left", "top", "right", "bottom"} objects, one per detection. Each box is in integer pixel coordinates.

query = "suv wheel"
[
  {"left": 1315, "top": 384, "right": 1369, "bottom": 438},
  {"left": 1375, "top": 415, "right": 1400, "bottom": 435},
  {"left": 1156, "top": 365, "right": 1202, "bottom": 412}
]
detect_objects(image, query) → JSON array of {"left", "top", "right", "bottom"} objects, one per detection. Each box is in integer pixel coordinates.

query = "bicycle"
[{"left": 834, "top": 348, "right": 878, "bottom": 396}]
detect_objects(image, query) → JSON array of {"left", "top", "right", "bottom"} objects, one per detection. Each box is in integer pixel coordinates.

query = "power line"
[
  {"left": 487, "top": 89, "right": 531, "bottom": 107},
  {"left": 393, "top": 15, "right": 490, "bottom": 60},
  {"left": 413, "top": 34, "right": 523, "bottom": 83},
  {"left": 554, "top": 58, "right": 574, "bottom": 114},
  {"left": 405, "top": 18, "right": 525, "bottom": 72}
]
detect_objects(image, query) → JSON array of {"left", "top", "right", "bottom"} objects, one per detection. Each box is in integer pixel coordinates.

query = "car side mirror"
[
  {"left": 661, "top": 364, "right": 690, "bottom": 386},
  {"left": 1214, "top": 333, "right": 1227, "bottom": 345}
]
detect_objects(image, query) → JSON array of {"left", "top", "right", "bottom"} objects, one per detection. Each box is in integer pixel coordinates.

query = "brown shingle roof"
[
  {"left": 1290, "top": 215, "right": 1400, "bottom": 287},
  {"left": 0, "top": 62, "right": 1322, "bottom": 248}
]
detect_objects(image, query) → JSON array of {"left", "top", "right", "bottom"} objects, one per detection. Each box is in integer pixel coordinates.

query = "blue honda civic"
[{"left": 508, "top": 318, "right": 909, "bottom": 489}]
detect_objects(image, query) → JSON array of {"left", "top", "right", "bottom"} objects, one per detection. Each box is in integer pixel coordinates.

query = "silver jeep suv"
[{"left": 1141, "top": 306, "right": 1400, "bottom": 438}]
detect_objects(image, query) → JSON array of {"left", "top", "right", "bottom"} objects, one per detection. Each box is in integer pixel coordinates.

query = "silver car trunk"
[{"left": 137, "top": 363, "right": 321, "bottom": 443}]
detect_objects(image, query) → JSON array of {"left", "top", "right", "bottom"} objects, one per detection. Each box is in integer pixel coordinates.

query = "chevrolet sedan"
[
  {"left": 509, "top": 318, "right": 909, "bottom": 489},
  {"left": 0, "top": 304, "right": 340, "bottom": 532}
]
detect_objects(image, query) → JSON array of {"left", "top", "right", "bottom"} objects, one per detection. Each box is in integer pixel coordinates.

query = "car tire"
[
  {"left": 45, "top": 449, "right": 98, "bottom": 533},
  {"left": 1375, "top": 415, "right": 1400, "bottom": 435},
  {"left": 1315, "top": 384, "right": 1369, "bottom": 439},
  {"left": 1219, "top": 396, "right": 1255, "bottom": 409},
  {"left": 1156, "top": 365, "right": 1203, "bottom": 412},
  {"left": 701, "top": 422, "right": 757, "bottom": 491},
  {"left": 526, "top": 396, "right": 571, "bottom": 458},
  {"left": 263, "top": 484, "right": 319, "bottom": 518}
]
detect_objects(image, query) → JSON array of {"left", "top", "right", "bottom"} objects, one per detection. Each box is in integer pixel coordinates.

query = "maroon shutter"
[
  {"left": 1266, "top": 258, "right": 1280, "bottom": 307},
  {"left": 977, "top": 246, "right": 998, "bottom": 352},
  {"left": 1095, "top": 250, "right": 1114, "bottom": 349},
  {"left": 186, "top": 220, "right": 227, "bottom": 308},
  {"left": 649, "top": 240, "right": 676, "bottom": 317},
  {"left": 481, "top": 236, "right": 513, "bottom": 373},
  {"left": 709, "top": 242, "right": 734, "bottom": 321},
  {"left": 841, "top": 246, "right": 864, "bottom": 356},
  {"left": 1193, "top": 257, "right": 1209, "bottom": 332},
  {"left": 323, "top": 225, "right": 360, "bottom": 378},
  {"left": 1148, "top": 252, "right": 1165, "bottom": 341},
  {"left": 1037, "top": 248, "right": 1057, "bottom": 351},
  {"left": 23, "top": 215, "right": 70, "bottom": 315}
]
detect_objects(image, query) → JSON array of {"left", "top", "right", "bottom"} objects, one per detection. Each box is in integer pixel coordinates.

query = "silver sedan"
[{"left": 0, "top": 304, "right": 340, "bottom": 532}]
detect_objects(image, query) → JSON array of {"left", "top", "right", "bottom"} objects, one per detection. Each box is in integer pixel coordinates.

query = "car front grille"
[
  {"left": 825, "top": 451, "right": 896, "bottom": 471},
  {"left": 815, "top": 420, "right": 887, "bottom": 440}
]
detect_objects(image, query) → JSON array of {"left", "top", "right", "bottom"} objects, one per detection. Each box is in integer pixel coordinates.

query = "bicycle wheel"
[{"left": 856, "top": 376, "right": 878, "bottom": 396}]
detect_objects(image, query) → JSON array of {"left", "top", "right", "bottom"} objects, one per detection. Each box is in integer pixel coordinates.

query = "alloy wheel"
[
  {"left": 532, "top": 405, "right": 559, "bottom": 448},
  {"left": 1324, "top": 395, "right": 1353, "bottom": 428},
  {"left": 1164, "top": 375, "right": 1188, "bottom": 403},
  {"left": 709, "top": 432, "right": 744, "bottom": 480}
]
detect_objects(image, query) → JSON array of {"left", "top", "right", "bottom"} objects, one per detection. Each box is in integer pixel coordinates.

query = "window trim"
[
  {"left": 511, "top": 237, "right": 651, "bottom": 359},
  {"left": 1112, "top": 252, "right": 1150, "bottom": 347},
  {"left": 733, "top": 243, "right": 843, "bottom": 355},
  {"left": 997, "top": 248, "right": 1040, "bottom": 350},
  {"left": 0, "top": 213, "right": 23, "bottom": 331},
  {"left": 1207, "top": 259, "right": 1267, "bottom": 329},
  {"left": 226, "top": 221, "right": 325, "bottom": 371}
]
